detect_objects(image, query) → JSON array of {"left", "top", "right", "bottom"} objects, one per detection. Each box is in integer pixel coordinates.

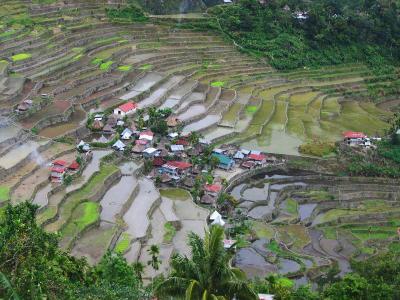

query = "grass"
[
  {"left": 0, "top": 186, "right": 10, "bottom": 202},
  {"left": 160, "top": 188, "right": 190, "bottom": 200},
  {"left": 320, "top": 226, "right": 337, "bottom": 239},
  {"left": 211, "top": 81, "right": 225, "bottom": 87},
  {"left": 137, "top": 42, "right": 164, "bottom": 49},
  {"left": 61, "top": 202, "right": 100, "bottom": 245},
  {"left": 91, "top": 58, "right": 103, "bottom": 65},
  {"left": 251, "top": 221, "right": 275, "bottom": 239},
  {"left": 163, "top": 222, "right": 177, "bottom": 243},
  {"left": 221, "top": 103, "right": 242, "bottom": 124},
  {"left": 285, "top": 198, "right": 298, "bottom": 215},
  {"left": 298, "top": 141, "right": 336, "bottom": 157},
  {"left": 11, "top": 53, "right": 31, "bottom": 61},
  {"left": 46, "top": 164, "right": 119, "bottom": 232},
  {"left": 99, "top": 61, "right": 113, "bottom": 71},
  {"left": 245, "top": 105, "right": 258, "bottom": 114},
  {"left": 117, "top": 65, "right": 132, "bottom": 71},
  {"left": 114, "top": 232, "right": 131, "bottom": 254},
  {"left": 389, "top": 242, "right": 400, "bottom": 253},
  {"left": 138, "top": 63, "right": 153, "bottom": 71},
  {"left": 295, "top": 190, "right": 334, "bottom": 201},
  {"left": 72, "top": 54, "right": 83, "bottom": 61}
]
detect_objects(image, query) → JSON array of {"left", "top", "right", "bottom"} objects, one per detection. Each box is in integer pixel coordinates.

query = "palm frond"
[{"left": 0, "top": 272, "right": 20, "bottom": 300}]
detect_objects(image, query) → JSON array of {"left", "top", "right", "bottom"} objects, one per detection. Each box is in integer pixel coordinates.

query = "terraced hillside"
[
  {"left": 0, "top": 1, "right": 394, "bottom": 155},
  {"left": 0, "top": 0, "right": 399, "bottom": 285},
  {"left": 229, "top": 169, "right": 400, "bottom": 282}
]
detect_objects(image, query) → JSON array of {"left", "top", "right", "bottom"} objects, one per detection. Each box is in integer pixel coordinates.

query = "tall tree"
[{"left": 155, "top": 225, "right": 257, "bottom": 300}]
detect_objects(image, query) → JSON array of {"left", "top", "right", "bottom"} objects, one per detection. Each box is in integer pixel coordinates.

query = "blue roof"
[{"left": 212, "top": 153, "right": 234, "bottom": 165}]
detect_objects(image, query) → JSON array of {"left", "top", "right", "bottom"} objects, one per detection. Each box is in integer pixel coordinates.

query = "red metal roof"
[
  {"left": 166, "top": 161, "right": 192, "bottom": 169},
  {"left": 53, "top": 160, "right": 67, "bottom": 166},
  {"left": 68, "top": 161, "right": 80, "bottom": 170},
  {"left": 204, "top": 184, "right": 222, "bottom": 193},
  {"left": 343, "top": 131, "right": 366, "bottom": 139},
  {"left": 118, "top": 102, "right": 138, "bottom": 113},
  {"left": 135, "top": 139, "right": 148, "bottom": 145},
  {"left": 51, "top": 167, "right": 65, "bottom": 173},
  {"left": 153, "top": 157, "right": 165, "bottom": 167},
  {"left": 176, "top": 139, "right": 189, "bottom": 146},
  {"left": 140, "top": 130, "right": 154, "bottom": 136},
  {"left": 248, "top": 153, "right": 266, "bottom": 161}
]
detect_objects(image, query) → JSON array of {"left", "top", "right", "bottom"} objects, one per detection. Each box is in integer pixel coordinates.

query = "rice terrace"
[{"left": 0, "top": 0, "right": 400, "bottom": 299}]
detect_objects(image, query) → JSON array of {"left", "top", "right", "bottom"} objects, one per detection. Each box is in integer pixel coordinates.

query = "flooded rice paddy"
[{"left": 229, "top": 169, "right": 400, "bottom": 284}]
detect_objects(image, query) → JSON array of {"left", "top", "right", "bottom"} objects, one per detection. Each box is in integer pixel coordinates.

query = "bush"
[
  {"left": 105, "top": 6, "right": 148, "bottom": 22},
  {"left": 299, "top": 141, "right": 336, "bottom": 157}
]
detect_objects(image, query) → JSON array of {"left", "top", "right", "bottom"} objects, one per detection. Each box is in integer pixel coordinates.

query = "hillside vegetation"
[{"left": 209, "top": 0, "right": 400, "bottom": 70}]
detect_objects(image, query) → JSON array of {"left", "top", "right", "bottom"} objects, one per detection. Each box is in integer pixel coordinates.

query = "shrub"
[
  {"left": 299, "top": 141, "right": 336, "bottom": 157},
  {"left": 11, "top": 53, "right": 32, "bottom": 62}
]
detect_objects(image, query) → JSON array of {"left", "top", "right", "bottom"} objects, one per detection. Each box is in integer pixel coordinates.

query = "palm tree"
[
  {"left": 147, "top": 245, "right": 161, "bottom": 271},
  {"left": 155, "top": 225, "right": 257, "bottom": 300}
]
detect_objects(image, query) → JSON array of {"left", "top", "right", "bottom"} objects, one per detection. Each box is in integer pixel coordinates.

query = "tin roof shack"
[
  {"left": 211, "top": 153, "right": 235, "bottom": 170},
  {"left": 113, "top": 102, "right": 138, "bottom": 116}
]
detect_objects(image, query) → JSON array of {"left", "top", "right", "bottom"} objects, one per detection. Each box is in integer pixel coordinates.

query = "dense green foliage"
[
  {"left": 155, "top": 225, "right": 258, "bottom": 299},
  {"left": 105, "top": 5, "right": 148, "bottom": 22},
  {"left": 1, "top": 203, "right": 400, "bottom": 299},
  {"left": 209, "top": 0, "right": 400, "bottom": 70},
  {"left": 0, "top": 202, "right": 147, "bottom": 299}
]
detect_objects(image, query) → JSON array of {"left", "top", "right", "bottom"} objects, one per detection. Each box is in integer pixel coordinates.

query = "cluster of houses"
[
  {"left": 50, "top": 159, "right": 80, "bottom": 183},
  {"left": 84, "top": 101, "right": 279, "bottom": 204}
]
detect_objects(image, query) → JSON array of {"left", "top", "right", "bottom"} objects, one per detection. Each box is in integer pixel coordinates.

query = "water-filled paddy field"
[{"left": 229, "top": 169, "right": 400, "bottom": 283}]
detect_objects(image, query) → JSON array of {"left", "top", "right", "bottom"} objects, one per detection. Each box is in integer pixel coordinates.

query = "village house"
[
  {"left": 211, "top": 153, "right": 235, "bottom": 170},
  {"left": 16, "top": 99, "right": 33, "bottom": 112},
  {"left": 53, "top": 159, "right": 68, "bottom": 167},
  {"left": 142, "top": 147, "right": 158, "bottom": 158},
  {"left": 113, "top": 101, "right": 138, "bottom": 116},
  {"left": 103, "top": 124, "right": 115, "bottom": 134},
  {"left": 343, "top": 131, "right": 367, "bottom": 146},
  {"left": 241, "top": 160, "right": 257, "bottom": 169},
  {"left": 94, "top": 114, "right": 103, "bottom": 121},
  {"left": 92, "top": 119, "right": 104, "bottom": 130},
  {"left": 159, "top": 161, "right": 192, "bottom": 177},
  {"left": 132, "top": 143, "right": 146, "bottom": 154},
  {"left": 153, "top": 157, "right": 165, "bottom": 167},
  {"left": 50, "top": 166, "right": 66, "bottom": 182},
  {"left": 139, "top": 130, "right": 154, "bottom": 142},
  {"left": 68, "top": 161, "right": 80, "bottom": 172},
  {"left": 168, "top": 132, "right": 179, "bottom": 140},
  {"left": 112, "top": 140, "right": 125, "bottom": 151},
  {"left": 121, "top": 128, "right": 133, "bottom": 140},
  {"left": 209, "top": 210, "right": 225, "bottom": 226},
  {"left": 204, "top": 183, "right": 223, "bottom": 197},
  {"left": 77, "top": 140, "right": 90, "bottom": 152},
  {"left": 166, "top": 116, "right": 179, "bottom": 127},
  {"left": 170, "top": 144, "right": 185, "bottom": 153},
  {"left": 201, "top": 193, "right": 216, "bottom": 205},
  {"left": 248, "top": 153, "right": 267, "bottom": 165}
]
